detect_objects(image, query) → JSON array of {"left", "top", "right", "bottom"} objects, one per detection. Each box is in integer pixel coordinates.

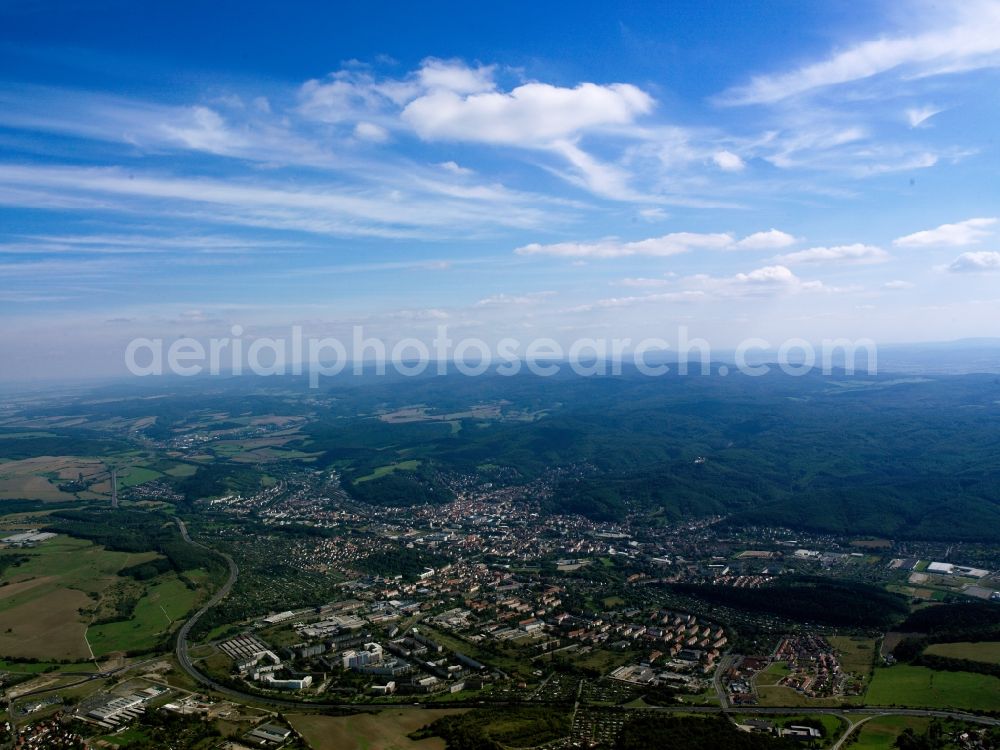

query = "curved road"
[
  {"left": 169, "top": 522, "right": 1000, "bottom": 725},
  {"left": 172, "top": 519, "right": 251, "bottom": 702}
]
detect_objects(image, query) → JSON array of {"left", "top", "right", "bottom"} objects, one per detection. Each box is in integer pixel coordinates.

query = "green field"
[
  {"left": 828, "top": 636, "right": 877, "bottom": 676},
  {"left": 88, "top": 575, "right": 199, "bottom": 655},
  {"left": 0, "top": 658, "right": 97, "bottom": 674},
  {"left": 866, "top": 665, "right": 1000, "bottom": 711},
  {"left": 848, "top": 715, "right": 931, "bottom": 750},
  {"left": 163, "top": 463, "right": 198, "bottom": 478},
  {"left": 924, "top": 641, "right": 1000, "bottom": 665},
  {"left": 118, "top": 466, "right": 162, "bottom": 487}
]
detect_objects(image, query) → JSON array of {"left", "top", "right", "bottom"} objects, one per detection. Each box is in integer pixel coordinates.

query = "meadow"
[
  {"left": 924, "top": 641, "right": 1000, "bottom": 665},
  {"left": 865, "top": 665, "right": 1000, "bottom": 711}
]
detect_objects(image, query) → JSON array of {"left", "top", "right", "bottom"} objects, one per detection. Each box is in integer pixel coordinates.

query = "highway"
[{"left": 172, "top": 519, "right": 257, "bottom": 705}]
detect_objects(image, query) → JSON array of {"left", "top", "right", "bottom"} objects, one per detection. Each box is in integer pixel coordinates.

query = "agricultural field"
[
  {"left": 0, "top": 456, "right": 104, "bottom": 501},
  {"left": 866, "top": 665, "right": 1000, "bottom": 711},
  {"left": 0, "top": 535, "right": 159, "bottom": 660},
  {"left": 924, "top": 641, "right": 1000, "bottom": 665},
  {"left": 288, "top": 708, "right": 466, "bottom": 750}
]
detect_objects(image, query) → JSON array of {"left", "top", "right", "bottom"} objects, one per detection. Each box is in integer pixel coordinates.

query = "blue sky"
[{"left": 2, "top": 0, "right": 1000, "bottom": 378}]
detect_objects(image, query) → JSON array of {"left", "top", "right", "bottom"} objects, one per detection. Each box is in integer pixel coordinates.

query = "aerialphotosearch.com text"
[{"left": 124, "top": 325, "right": 878, "bottom": 386}]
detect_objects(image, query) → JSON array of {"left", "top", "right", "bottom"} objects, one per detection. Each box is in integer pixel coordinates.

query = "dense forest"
[
  {"left": 890, "top": 602, "right": 1000, "bottom": 677},
  {"left": 44, "top": 509, "right": 219, "bottom": 573},
  {"left": 667, "top": 577, "right": 910, "bottom": 628}
]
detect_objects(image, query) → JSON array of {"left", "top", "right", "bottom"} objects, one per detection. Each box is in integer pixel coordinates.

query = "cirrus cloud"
[{"left": 717, "top": 2, "right": 1000, "bottom": 105}]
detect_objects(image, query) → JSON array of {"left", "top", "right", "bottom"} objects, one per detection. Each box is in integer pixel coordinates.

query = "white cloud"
[
  {"left": 948, "top": 251, "right": 1000, "bottom": 272},
  {"left": 894, "top": 217, "right": 997, "bottom": 247},
  {"left": 734, "top": 265, "right": 798, "bottom": 284},
  {"left": 438, "top": 161, "right": 473, "bottom": 175},
  {"left": 297, "top": 59, "right": 657, "bottom": 200},
  {"left": 712, "top": 150, "right": 745, "bottom": 171},
  {"left": 733, "top": 229, "right": 797, "bottom": 250},
  {"left": 679, "top": 264, "right": 833, "bottom": 299},
  {"left": 774, "top": 243, "right": 890, "bottom": 265},
  {"left": 298, "top": 59, "right": 656, "bottom": 151},
  {"left": 402, "top": 80, "right": 653, "bottom": 145},
  {"left": 159, "top": 106, "right": 249, "bottom": 152},
  {"left": 906, "top": 105, "right": 943, "bottom": 128},
  {"left": 514, "top": 231, "right": 733, "bottom": 259},
  {"left": 717, "top": 2, "right": 1000, "bottom": 104},
  {"left": 353, "top": 121, "right": 390, "bottom": 142},
  {"left": 417, "top": 59, "right": 496, "bottom": 94},
  {"left": 883, "top": 279, "right": 915, "bottom": 289}
]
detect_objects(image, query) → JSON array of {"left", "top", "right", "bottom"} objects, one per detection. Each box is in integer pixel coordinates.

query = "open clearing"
[
  {"left": 356, "top": 460, "right": 422, "bottom": 483},
  {"left": 866, "top": 665, "right": 1000, "bottom": 711},
  {"left": 288, "top": 708, "right": 466, "bottom": 750},
  {"left": 924, "top": 641, "right": 1000, "bottom": 665}
]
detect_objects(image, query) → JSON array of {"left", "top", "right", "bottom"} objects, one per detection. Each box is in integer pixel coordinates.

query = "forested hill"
[{"left": 7, "top": 366, "right": 1000, "bottom": 542}]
